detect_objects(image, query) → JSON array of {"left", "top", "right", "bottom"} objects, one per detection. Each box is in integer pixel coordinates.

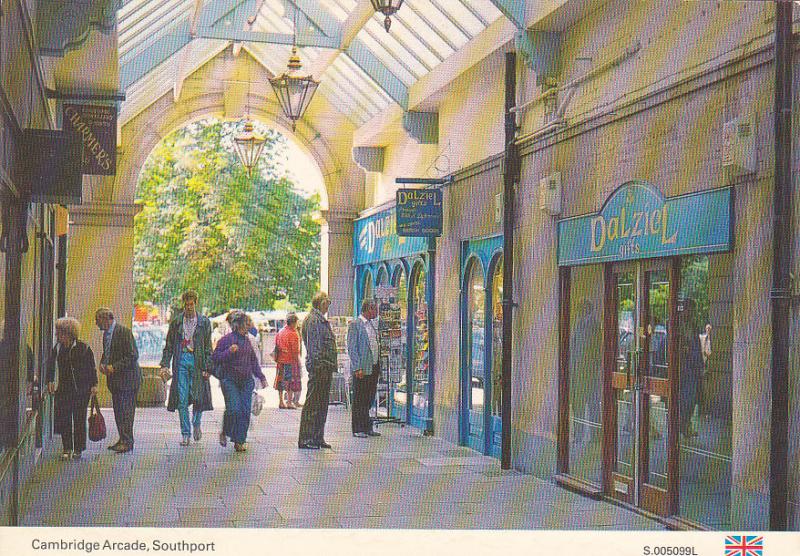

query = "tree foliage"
[{"left": 134, "top": 119, "right": 321, "bottom": 314}]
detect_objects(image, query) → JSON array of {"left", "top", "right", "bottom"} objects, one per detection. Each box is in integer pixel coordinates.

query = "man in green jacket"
[{"left": 160, "top": 290, "right": 213, "bottom": 446}]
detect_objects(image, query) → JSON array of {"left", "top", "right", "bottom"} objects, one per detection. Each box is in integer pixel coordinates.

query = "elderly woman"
[
  {"left": 46, "top": 318, "right": 98, "bottom": 460},
  {"left": 212, "top": 312, "right": 267, "bottom": 452}
]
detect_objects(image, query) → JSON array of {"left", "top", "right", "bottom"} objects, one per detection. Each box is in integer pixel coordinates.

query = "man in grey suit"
[
  {"left": 96, "top": 308, "right": 140, "bottom": 453},
  {"left": 347, "top": 299, "right": 381, "bottom": 438},
  {"left": 298, "top": 292, "right": 338, "bottom": 449}
]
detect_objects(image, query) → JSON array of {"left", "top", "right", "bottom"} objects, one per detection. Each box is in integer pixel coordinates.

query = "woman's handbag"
[
  {"left": 87, "top": 395, "right": 106, "bottom": 442},
  {"left": 251, "top": 391, "right": 264, "bottom": 416}
]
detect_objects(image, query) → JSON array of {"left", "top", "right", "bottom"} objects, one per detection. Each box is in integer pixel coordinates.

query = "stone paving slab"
[{"left": 19, "top": 406, "right": 663, "bottom": 530}]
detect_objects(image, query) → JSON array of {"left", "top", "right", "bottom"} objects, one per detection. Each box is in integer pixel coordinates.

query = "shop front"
[
  {"left": 556, "top": 181, "right": 734, "bottom": 529},
  {"left": 353, "top": 205, "right": 432, "bottom": 432},
  {"left": 459, "top": 235, "right": 503, "bottom": 458}
]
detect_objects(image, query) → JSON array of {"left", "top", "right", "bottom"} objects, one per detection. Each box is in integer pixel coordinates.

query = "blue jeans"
[
  {"left": 177, "top": 352, "right": 203, "bottom": 437},
  {"left": 220, "top": 375, "right": 254, "bottom": 444}
]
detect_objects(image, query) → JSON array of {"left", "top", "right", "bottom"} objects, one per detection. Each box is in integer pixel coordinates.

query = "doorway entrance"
[{"left": 605, "top": 260, "right": 677, "bottom": 516}]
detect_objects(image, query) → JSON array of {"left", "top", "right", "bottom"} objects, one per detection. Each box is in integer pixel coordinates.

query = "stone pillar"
[
  {"left": 322, "top": 210, "right": 356, "bottom": 317},
  {"left": 65, "top": 202, "right": 138, "bottom": 406},
  {"left": 730, "top": 179, "right": 772, "bottom": 529}
]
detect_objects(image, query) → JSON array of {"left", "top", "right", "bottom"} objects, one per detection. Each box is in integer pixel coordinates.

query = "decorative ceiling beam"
[
  {"left": 174, "top": 0, "right": 208, "bottom": 101},
  {"left": 120, "top": 16, "right": 193, "bottom": 89},
  {"left": 198, "top": 28, "right": 340, "bottom": 48},
  {"left": 290, "top": 0, "right": 409, "bottom": 109},
  {"left": 232, "top": 0, "right": 266, "bottom": 56},
  {"left": 488, "top": 0, "right": 527, "bottom": 30},
  {"left": 352, "top": 146, "right": 385, "bottom": 173},
  {"left": 402, "top": 111, "right": 438, "bottom": 144},
  {"left": 307, "top": 0, "right": 373, "bottom": 76}
]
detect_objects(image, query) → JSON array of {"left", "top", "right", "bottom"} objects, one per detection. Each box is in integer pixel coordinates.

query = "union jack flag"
[{"left": 725, "top": 535, "right": 763, "bottom": 556}]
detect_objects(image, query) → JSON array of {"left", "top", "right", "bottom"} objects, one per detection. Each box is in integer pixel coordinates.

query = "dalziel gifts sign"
[
  {"left": 557, "top": 181, "right": 732, "bottom": 266},
  {"left": 396, "top": 188, "right": 443, "bottom": 237}
]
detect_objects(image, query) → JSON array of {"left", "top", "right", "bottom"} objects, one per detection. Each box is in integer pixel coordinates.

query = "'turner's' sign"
[{"left": 557, "top": 181, "right": 732, "bottom": 266}]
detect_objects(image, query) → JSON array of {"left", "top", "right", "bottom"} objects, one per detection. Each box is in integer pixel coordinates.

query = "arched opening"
[
  {"left": 376, "top": 265, "right": 389, "bottom": 287},
  {"left": 132, "top": 117, "right": 324, "bottom": 369}
]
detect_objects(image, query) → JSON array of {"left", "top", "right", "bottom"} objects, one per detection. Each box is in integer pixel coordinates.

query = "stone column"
[{"left": 322, "top": 210, "right": 356, "bottom": 317}]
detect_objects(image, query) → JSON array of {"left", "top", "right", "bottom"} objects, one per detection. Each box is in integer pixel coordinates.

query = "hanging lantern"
[
  {"left": 370, "top": 0, "right": 404, "bottom": 32},
  {"left": 233, "top": 119, "right": 265, "bottom": 175},
  {"left": 268, "top": 47, "right": 320, "bottom": 132}
]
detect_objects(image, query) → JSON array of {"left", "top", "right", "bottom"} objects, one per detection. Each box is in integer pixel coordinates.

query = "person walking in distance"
[
  {"left": 275, "top": 313, "right": 302, "bottom": 409},
  {"left": 298, "top": 292, "right": 337, "bottom": 449},
  {"left": 160, "top": 290, "right": 213, "bottom": 446},
  {"left": 347, "top": 299, "right": 381, "bottom": 438},
  {"left": 95, "top": 308, "right": 140, "bottom": 453}
]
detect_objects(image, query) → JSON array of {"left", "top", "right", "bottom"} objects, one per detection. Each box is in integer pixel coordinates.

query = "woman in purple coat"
[{"left": 212, "top": 312, "right": 267, "bottom": 452}]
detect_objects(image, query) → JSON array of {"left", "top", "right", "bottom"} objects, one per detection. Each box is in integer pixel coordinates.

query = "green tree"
[{"left": 134, "top": 119, "right": 321, "bottom": 315}]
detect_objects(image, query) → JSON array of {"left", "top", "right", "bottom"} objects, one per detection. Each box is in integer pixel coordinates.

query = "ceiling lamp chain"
[
  {"left": 370, "top": 0, "right": 405, "bottom": 32},
  {"left": 268, "top": 7, "right": 320, "bottom": 131}
]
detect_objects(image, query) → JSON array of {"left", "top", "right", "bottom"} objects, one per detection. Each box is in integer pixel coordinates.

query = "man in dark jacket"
[
  {"left": 95, "top": 308, "right": 140, "bottom": 453},
  {"left": 46, "top": 317, "right": 98, "bottom": 460},
  {"left": 298, "top": 291, "right": 337, "bottom": 449},
  {"left": 160, "top": 291, "right": 213, "bottom": 446}
]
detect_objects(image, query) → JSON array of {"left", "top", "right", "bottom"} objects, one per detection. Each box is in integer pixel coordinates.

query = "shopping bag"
[
  {"left": 88, "top": 395, "right": 106, "bottom": 442},
  {"left": 251, "top": 391, "right": 264, "bottom": 416}
]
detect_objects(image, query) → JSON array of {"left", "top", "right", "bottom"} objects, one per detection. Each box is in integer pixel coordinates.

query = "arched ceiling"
[{"left": 116, "top": 0, "right": 512, "bottom": 128}]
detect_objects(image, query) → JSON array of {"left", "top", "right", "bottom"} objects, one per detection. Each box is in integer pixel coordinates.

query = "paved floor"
[{"left": 20, "top": 377, "right": 663, "bottom": 529}]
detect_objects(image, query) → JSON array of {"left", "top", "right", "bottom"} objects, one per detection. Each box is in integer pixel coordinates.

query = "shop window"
[
  {"left": 678, "top": 254, "right": 732, "bottom": 528},
  {"left": 410, "top": 265, "right": 429, "bottom": 422},
  {"left": 392, "top": 268, "right": 408, "bottom": 415},
  {"left": 465, "top": 259, "right": 485, "bottom": 430},
  {"left": 361, "top": 271, "right": 373, "bottom": 303},
  {"left": 567, "top": 264, "right": 604, "bottom": 486}
]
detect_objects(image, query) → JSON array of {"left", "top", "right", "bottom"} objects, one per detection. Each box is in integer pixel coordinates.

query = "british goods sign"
[
  {"left": 63, "top": 104, "right": 116, "bottom": 175},
  {"left": 557, "top": 181, "right": 732, "bottom": 266},
  {"left": 354, "top": 205, "right": 427, "bottom": 266},
  {"left": 396, "top": 188, "right": 443, "bottom": 237}
]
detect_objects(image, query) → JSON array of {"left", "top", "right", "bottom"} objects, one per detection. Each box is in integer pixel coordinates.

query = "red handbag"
[{"left": 88, "top": 395, "right": 106, "bottom": 442}]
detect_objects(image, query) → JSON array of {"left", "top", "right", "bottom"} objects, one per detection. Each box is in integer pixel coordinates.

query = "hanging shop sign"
[
  {"left": 354, "top": 205, "right": 427, "bottom": 266},
  {"left": 557, "top": 181, "right": 732, "bottom": 266},
  {"left": 63, "top": 104, "right": 116, "bottom": 175},
  {"left": 396, "top": 188, "right": 443, "bottom": 237}
]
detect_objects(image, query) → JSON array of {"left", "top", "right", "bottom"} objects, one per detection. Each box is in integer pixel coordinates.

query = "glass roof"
[{"left": 118, "top": 0, "right": 504, "bottom": 127}]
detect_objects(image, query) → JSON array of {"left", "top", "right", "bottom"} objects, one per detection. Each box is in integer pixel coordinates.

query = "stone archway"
[{"left": 66, "top": 48, "right": 363, "bottom": 351}]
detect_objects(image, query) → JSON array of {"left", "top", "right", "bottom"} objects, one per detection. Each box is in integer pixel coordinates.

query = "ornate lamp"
[
  {"left": 370, "top": 0, "right": 404, "bottom": 32},
  {"left": 268, "top": 9, "right": 319, "bottom": 131},
  {"left": 233, "top": 120, "right": 265, "bottom": 175}
]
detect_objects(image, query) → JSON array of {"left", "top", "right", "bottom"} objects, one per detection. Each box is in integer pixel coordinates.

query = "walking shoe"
[
  {"left": 318, "top": 441, "right": 332, "bottom": 449},
  {"left": 234, "top": 443, "right": 248, "bottom": 452},
  {"left": 367, "top": 430, "right": 381, "bottom": 437},
  {"left": 219, "top": 432, "right": 227, "bottom": 447},
  {"left": 72, "top": 451, "right": 82, "bottom": 460},
  {"left": 193, "top": 425, "right": 202, "bottom": 441},
  {"left": 180, "top": 436, "right": 191, "bottom": 446},
  {"left": 61, "top": 451, "right": 72, "bottom": 460},
  {"left": 298, "top": 442, "right": 319, "bottom": 450},
  {"left": 352, "top": 432, "right": 368, "bottom": 438},
  {"left": 114, "top": 443, "right": 133, "bottom": 454},
  {"left": 107, "top": 440, "right": 121, "bottom": 450}
]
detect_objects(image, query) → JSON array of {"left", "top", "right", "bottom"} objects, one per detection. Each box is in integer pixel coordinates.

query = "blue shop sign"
[
  {"left": 396, "top": 188, "right": 443, "bottom": 237},
  {"left": 354, "top": 205, "right": 427, "bottom": 266},
  {"left": 557, "top": 181, "right": 732, "bottom": 266}
]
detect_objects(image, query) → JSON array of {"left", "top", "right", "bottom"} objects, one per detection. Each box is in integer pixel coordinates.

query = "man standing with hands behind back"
[
  {"left": 347, "top": 299, "right": 381, "bottom": 438},
  {"left": 298, "top": 292, "right": 338, "bottom": 450},
  {"left": 95, "top": 308, "right": 140, "bottom": 453}
]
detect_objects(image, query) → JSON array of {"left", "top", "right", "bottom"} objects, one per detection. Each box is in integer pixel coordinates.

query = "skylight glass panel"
[
  {"left": 355, "top": 31, "right": 417, "bottom": 85},
  {"left": 362, "top": 19, "right": 430, "bottom": 76}
]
